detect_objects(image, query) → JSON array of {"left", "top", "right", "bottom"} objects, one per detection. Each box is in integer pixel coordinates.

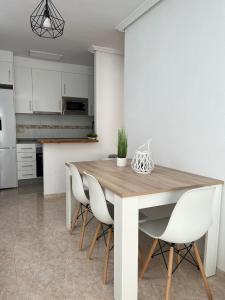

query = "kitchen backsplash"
[{"left": 16, "top": 114, "right": 94, "bottom": 139}]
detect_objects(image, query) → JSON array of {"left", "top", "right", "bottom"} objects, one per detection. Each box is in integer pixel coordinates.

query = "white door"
[
  {"left": 15, "top": 66, "right": 33, "bottom": 114},
  {"left": 62, "top": 72, "right": 89, "bottom": 98},
  {"left": 32, "top": 68, "right": 62, "bottom": 113},
  {"left": 0, "top": 62, "right": 13, "bottom": 85},
  {"left": 88, "top": 75, "right": 94, "bottom": 116}
]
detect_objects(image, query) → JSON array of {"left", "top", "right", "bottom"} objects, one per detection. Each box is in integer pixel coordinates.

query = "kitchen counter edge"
[{"left": 38, "top": 139, "right": 99, "bottom": 144}]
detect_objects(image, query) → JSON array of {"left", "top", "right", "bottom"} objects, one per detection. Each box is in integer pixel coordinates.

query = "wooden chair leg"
[
  {"left": 88, "top": 222, "right": 102, "bottom": 259},
  {"left": 138, "top": 247, "right": 144, "bottom": 268},
  {"left": 70, "top": 202, "right": 81, "bottom": 233},
  {"left": 102, "top": 228, "right": 113, "bottom": 284},
  {"left": 79, "top": 207, "right": 88, "bottom": 250},
  {"left": 140, "top": 239, "right": 158, "bottom": 279},
  {"left": 165, "top": 245, "right": 174, "bottom": 300},
  {"left": 193, "top": 243, "right": 213, "bottom": 300}
]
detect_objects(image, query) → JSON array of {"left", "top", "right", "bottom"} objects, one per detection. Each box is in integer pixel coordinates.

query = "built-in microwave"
[{"left": 62, "top": 97, "right": 88, "bottom": 115}]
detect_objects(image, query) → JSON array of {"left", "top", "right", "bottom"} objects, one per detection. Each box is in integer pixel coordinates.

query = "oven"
[{"left": 36, "top": 144, "right": 43, "bottom": 177}]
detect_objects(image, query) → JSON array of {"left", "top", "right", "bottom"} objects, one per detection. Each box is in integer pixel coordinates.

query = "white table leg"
[
  {"left": 66, "top": 166, "right": 76, "bottom": 230},
  {"left": 114, "top": 195, "right": 139, "bottom": 300},
  {"left": 204, "top": 184, "right": 223, "bottom": 277}
]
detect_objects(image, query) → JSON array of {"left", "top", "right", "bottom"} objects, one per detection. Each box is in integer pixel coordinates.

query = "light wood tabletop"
[{"left": 68, "top": 160, "right": 223, "bottom": 198}]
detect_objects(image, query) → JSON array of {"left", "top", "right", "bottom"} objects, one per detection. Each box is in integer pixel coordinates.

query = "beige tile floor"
[{"left": 0, "top": 183, "right": 225, "bottom": 300}]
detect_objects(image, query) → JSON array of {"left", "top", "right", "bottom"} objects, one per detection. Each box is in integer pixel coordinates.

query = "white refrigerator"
[{"left": 0, "top": 87, "right": 17, "bottom": 189}]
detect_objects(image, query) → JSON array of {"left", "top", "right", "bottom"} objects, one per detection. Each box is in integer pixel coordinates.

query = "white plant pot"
[{"left": 117, "top": 157, "right": 127, "bottom": 167}]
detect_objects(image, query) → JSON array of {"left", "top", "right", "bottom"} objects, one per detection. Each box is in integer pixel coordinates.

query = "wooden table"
[{"left": 66, "top": 160, "right": 223, "bottom": 300}]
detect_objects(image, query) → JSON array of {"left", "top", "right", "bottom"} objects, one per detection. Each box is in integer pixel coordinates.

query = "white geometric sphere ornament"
[{"left": 131, "top": 139, "right": 154, "bottom": 174}]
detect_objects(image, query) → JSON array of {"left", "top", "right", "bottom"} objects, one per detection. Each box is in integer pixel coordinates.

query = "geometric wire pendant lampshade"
[{"left": 30, "top": 0, "right": 65, "bottom": 39}]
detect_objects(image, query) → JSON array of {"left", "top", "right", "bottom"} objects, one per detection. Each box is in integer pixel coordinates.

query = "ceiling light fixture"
[{"left": 30, "top": 0, "right": 65, "bottom": 39}]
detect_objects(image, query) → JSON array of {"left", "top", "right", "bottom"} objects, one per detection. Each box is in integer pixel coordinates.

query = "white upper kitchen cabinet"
[
  {"left": 0, "top": 50, "right": 13, "bottom": 85},
  {"left": 14, "top": 66, "right": 33, "bottom": 114},
  {"left": 88, "top": 75, "right": 94, "bottom": 116},
  {"left": 62, "top": 72, "right": 89, "bottom": 98},
  {"left": 32, "top": 69, "right": 62, "bottom": 113}
]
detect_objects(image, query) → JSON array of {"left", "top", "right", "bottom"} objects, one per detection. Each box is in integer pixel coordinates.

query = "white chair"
[
  {"left": 84, "top": 172, "right": 114, "bottom": 284},
  {"left": 84, "top": 171, "right": 149, "bottom": 284},
  {"left": 69, "top": 163, "right": 93, "bottom": 250},
  {"left": 139, "top": 186, "right": 216, "bottom": 300}
]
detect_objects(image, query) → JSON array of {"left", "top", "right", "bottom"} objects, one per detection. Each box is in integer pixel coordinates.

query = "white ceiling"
[{"left": 0, "top": 0, "right": 145, "bottom": 65}]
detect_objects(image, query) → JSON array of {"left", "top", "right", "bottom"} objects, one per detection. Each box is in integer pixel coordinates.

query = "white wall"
[
  {"left": 95, "top": 51, "right": 124, "bottom": 155},
  {"left": 124, "top": 0, "right": 225, "bottom": 270},
  {"left": 43, "top": 50, "right": 123, "bottom": 195}
]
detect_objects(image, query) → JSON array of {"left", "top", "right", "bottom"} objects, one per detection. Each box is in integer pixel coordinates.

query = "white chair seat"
[
  {"left": 139, "top": 217, "right": 170, "bottom": 238},
  {"left": 105, "top": 206, "right": 150, "bottom": 225},
  {"left": 139, "top": 212, "right": 151, "bottom": 224}
]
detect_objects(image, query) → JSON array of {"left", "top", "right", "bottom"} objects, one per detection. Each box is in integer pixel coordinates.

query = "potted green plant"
[
  {"left": 87, "top": 133, "right": 98, "bottom": 140},
  {"left": 117, "top": 128, "right": 128, "bottom": 167}
]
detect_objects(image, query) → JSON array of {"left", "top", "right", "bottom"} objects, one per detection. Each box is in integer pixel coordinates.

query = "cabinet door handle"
[
  {"left": 64, "top": 84, "right": 66, "bottom": 95},
  {"left": 29, "top": 100, "right": 32, "bottom": 112},
  {"left": 21, "top": 156, "right": 33, "bottom": 159},
  {"left": 22, "top": 165, "right": 33, "bottom": 168},
  {"left": 21, "top": 148, "right": 33, "bottom": 150},
  {"left": 59, "top": 100, "right": 61, "bottom": 111},
  {"left": 34, "top": 102, "right": 38, "bottom": 111},
  {"left": 8, "top": 69, "right": 11, "bottom": 83}
]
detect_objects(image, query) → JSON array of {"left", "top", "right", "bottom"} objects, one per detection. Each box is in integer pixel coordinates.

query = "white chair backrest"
[
  {"left": 69, "top": 164, "right": 89, "bottom": 206},
  {"left": 84, "top": 172, "right": 113, "bottom": 225},
  {"left": 160, "top": 186, "right": 216, "bottom": 244}
]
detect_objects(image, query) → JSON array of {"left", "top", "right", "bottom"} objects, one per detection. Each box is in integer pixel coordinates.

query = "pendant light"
[{"left": 30, "top": 0, "right": 65, "bottom": 39}]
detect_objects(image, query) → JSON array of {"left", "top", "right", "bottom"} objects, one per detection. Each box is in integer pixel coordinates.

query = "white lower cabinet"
[
  {"left": 17, "top": 170, "right": 37, "bottom": 180},
  {"left": 17, "top": 161, "right": 36, "bottom": 170},
  {"left": 17, "top": 144, "right": 36, "bottom": 180},
  {"left": 17, "top": 152, "right": 36, "bottom": 161}
]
